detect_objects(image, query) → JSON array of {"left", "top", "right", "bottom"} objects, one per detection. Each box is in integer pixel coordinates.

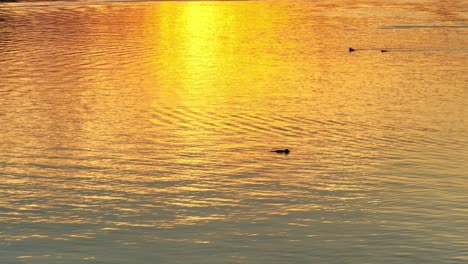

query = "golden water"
[{"left": 0, "top": 0, "right": 467, "bottom": 263}]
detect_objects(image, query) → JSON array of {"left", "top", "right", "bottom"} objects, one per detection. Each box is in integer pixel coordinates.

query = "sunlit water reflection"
[{"left": 1, "top": 0, "right": 467, "bottom": 263}]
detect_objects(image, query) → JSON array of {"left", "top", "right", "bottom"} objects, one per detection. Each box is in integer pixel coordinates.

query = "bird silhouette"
[{"left": 271, "top": 149, "right": 290, "bottom": 154}]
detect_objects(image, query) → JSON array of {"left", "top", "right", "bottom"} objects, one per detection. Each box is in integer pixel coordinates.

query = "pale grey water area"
[{"left": 0, "top": 0, "right": 467, "bottom": 263}]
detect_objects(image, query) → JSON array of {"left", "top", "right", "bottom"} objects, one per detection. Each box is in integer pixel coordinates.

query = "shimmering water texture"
[{"left": 1, "top": 0, "right": 467, "bottom": 263}]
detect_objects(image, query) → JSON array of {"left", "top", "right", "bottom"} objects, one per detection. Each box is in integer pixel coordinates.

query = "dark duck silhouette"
[
  {"left": 381, "top": 49, "right": 389, "bottom": 53},
  {"left": 349, "top": 47, "right": 355, "bottom": 53},
  {"left": 271, "top": 149, "right": 290, "bottom": 154}
]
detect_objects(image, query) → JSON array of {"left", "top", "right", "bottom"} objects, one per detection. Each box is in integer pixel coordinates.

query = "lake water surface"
[{"left": 1, "top": 0, "right": 467, "bottom": 263}]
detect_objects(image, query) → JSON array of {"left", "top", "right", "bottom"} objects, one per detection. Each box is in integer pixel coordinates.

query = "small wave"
[
  {"left": 381, "top": 25, "right": 468, "bottom": 30},
  {"left": 0, "top": 0, "right": 249, "bottom": 8},
  {"left": 149, "top": 103, "right": 330, "bottom": 140}
]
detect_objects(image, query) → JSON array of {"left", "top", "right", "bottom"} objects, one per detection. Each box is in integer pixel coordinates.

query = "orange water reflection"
[
  {"left": 146, "top": 2, "right": 319, "bottom": 109},
  {"left": 0, "top": 3, "right": 467, "bottom": 256}
]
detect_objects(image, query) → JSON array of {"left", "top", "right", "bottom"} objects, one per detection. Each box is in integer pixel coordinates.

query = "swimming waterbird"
[{"left": 271, "top": 149, "right": 290, "bottom": 154}]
